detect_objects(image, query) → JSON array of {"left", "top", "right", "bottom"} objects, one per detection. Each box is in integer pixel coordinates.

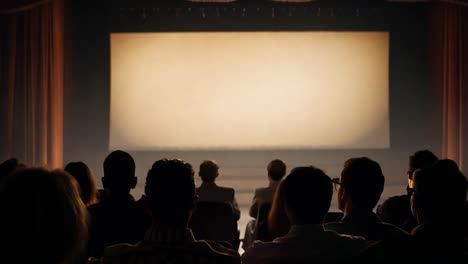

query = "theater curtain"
[
  {"left": 0, "top": 0, "right": 66, "bottom": 168},
  {"left": 433, "top": 3, "right": 468, "bottom": 171}
]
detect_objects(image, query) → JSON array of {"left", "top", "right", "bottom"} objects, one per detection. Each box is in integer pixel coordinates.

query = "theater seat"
[{"left": 189, "top": 201, "right": 240, "bottom": 250}]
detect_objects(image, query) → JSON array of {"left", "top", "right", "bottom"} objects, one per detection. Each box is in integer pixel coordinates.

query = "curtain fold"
[
  {"left": 0, "top": 0, "right": 64, "bottom": 168},
  {"left": 433, "top": 3, "right": 467, "bottom": 170}
]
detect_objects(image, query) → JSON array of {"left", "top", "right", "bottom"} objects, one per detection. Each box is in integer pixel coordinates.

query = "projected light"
[{"left": 110, "top": 31, "right": 389, "bottom": 150}]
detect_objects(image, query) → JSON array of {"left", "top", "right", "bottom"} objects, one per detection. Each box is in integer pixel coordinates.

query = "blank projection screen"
[{"left": 110, "top": 32, "right": 389, "bottom": 150}]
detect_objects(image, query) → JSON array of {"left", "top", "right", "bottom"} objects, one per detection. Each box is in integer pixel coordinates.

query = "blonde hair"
[{"left": 0, "top": 168, "right": 88, "bottom": 264}]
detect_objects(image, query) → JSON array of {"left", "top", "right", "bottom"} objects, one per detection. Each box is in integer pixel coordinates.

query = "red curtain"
[
  {"left": 432, "top": 3, "right": 468, "bottom": 171},
  {"left": 0, "top": 0, "right": 65, "bottom": 168}
]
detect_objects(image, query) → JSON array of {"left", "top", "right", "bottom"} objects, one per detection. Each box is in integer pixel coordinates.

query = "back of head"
[
  {"left": 198, "top": 160, "right": 219, "bottom": 183},
  {"left": 0, "top": 168, "right": 88, "bottom": 264},
  {"left": 282, "top": 166, "right": 333, "bottom": 224},
  {"left": 0, "top": 158, "right": 24, "bottom": 182},
  {"left": 411, "top": 159, "right": 467, "bottom": 222},
  {"left": 408, "top": 150, "right": 438, "bottom": 176},
  {"left": 340, "top": 157, "right": 385, "bottom": 210},
  {"left": 65, "top": 161, "right": 97, "bottom": 205},
  {"left": 145, "top": 159, "right": 196, "bottom": 224},
  {"left": 103, "top": 150, "right": 136, "bottom": 195},
  {"left": 267, "top": 159, "right": 287, "bottom": 181}
]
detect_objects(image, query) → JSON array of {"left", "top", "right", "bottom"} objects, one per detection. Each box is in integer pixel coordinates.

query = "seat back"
[
  {"left": 189, "top": 201, "right": 239, "bottom": 249},
  {"left": 255, "top": 203, "right": 272, "bottom": 241}
]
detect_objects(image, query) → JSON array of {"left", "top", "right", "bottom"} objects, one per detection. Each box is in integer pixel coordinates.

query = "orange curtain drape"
[
  {"left": 433, "top": 3, "right": 468, "bottom": 171},
  {"left": 0, "top": 0, "right": 65, "bottom": 168}
]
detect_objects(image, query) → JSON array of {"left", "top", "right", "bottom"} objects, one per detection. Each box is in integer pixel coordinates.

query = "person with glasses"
[
  {"left": 361, "top": 159, "right": 468, "bottom": 260},
  {"left": 376, "top": 150, "right": 438, "bottom": 232},
  {"left": 324, "top": 157, "right": 408, "bottom": 241},
  {"left": 242, "top": 166, "right": 368, "bottom": 264}
]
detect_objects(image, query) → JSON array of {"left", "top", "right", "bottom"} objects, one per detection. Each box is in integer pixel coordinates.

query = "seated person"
[
  {"left": 87, "top": 150, "right": 149, "bottom": 258},
  {"left": 324, "top": 157, "right": 408, "bottom": 241},
  {"left": 249, "top": 159, "right": 286, "bottom": 218},
  {"left": 196, "top": 160, "right": 240, "bottom": 220},
  {"left": 361, "top": 159, "right": 468, "bottom": 260},
  {"left": 242, "top": 166, "right": 368, "bottom": 264},
  {"left": 0, "top": 168, "right": 88, "bottom": 264},
  {"left": 101, "top": 158, "right": 240, "bottom": 264},
  {"left": 377, "top": 150, "right": 438, "bottom": 232},
  {"left": 65, "top": 161, "right": 98, "bottom": 206}
]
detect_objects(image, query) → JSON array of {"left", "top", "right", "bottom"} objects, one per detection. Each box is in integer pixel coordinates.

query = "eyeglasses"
[{"left": 332, "top": 177, "right": 341, "bottom": 191}]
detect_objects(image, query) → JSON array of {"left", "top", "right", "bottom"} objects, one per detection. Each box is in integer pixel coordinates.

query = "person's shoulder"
[
  {"left": 380, "top": 194, "right": 410, "bottom": 207},
  {"left": 380, "top": 222, "right": 409, "bottom": 235},
  {"left": 102, "top": 242, "right": 141, "bottom": 260},
  {"left": 323, "top": 221, "right": 345, "bottom": 231},
  {"left": 198, "top": 240, "right": 240, "bottom": 258}
]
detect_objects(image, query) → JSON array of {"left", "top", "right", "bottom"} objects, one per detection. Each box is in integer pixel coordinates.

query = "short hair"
[
  {"left": 0, "top": 168, "right": 88, "bottom": 264},
  {"left": 65, "top": 161, "right": 98, "bottom": 206},
  {"left": 0, "top": 158, "right": 24, "bottom": 182},
  {"left": 198, "top": 160, "right": 219, "bottom": 183},
  {"left": 145, "top": 159, "right": 196, "bottom": 220},
  {"left": 412, "top": 159, "right": 467, "bottom": 220},
  {"left": 282, "top": 166, "right": 333, "bottom": 224},
  {"left": 341, "top": 157, "right": 385, "bottom": 209},
  {"left": 267, "top": 159, "right": 287, "bottom": 181},
  {"left": 103, "top": 150, "right": 135, "bottom": 191},
  {"left": 408, "top": 150, "right": 438, "bottom": 179}
]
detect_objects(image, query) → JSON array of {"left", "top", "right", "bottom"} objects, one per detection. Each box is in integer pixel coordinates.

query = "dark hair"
[
  {"left": 198, "top": 160, "right": 219, "bottom": 183},
  {"left": 341, "top": 157, "right": 385, "bottom": 209},
  {"left": 145, "top": 159, "right": 196, "bottom": 221},
  {"left": 267, "top": 159, "right": 287, "bottom": 181},
  {"left": 103, "top": 150, "right": 136, "bottom": 193},
  {"left": 408, "top": 150, "right": 438, "bottom": 179},
  {"left": 65, "top": 161, "right": 98, "bottom": 206},
  {"left": 0, "top": 158, "right": 24, "bottom": 182},
  {"left": 412, "top": 159, "right": 467, "bottom": 220},
  {"left": 0, "top": 168, "right": 88, "bottom": 264},
  {"left": 282, "top": 166, "right": 333, "bottom": 224}
]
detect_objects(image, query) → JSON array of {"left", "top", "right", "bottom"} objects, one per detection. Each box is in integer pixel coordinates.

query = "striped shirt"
[{"left": 101, "top": 227, "right": 240, "bottom": 264}]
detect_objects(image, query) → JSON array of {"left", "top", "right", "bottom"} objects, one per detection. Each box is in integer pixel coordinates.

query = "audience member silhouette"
[
  {"left": 242, "top": 166, "right": 368, "bottom": 264},
  {"left": 65, "top": 161, "right": 98, "bottom": 206},
  {"left": 324, "top": 157, "right": 408, "bottom": 240},
  {"left": 87, "top": 150, "right": 148, "bottom": 258},
  {"left": 101, "top": 158, "right": 241, "bottom": 264},
  {"left": 361, "top": 159, "right": 468, "bottom": 260},
  {"left": 0, "top": 158, "right": 25, "bottom": 182},
  {"left": 196, "top": 160, "right": 241, "bottom": 220},
  {"left": 249, "top": 159, "right": 287, "bottom": 218},
  {"left": 377, "top": 150, "right": 438, "bottom": 232},
  {"left": 243, "top": 159, "right": 286, "bottom": 248},
  {"left": 0, "top": 168, "right": 88, "bottom": 264}
]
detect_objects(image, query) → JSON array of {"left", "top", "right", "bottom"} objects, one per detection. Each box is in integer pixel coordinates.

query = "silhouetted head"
[
  {"left": 198, "top": 160, "right": 219, "bottom": 183},
  {"left": 65, "top": 161, "right": 98, "bottom": 206},
  {"left": 338, "top": 157, "right": 385, "bottom": 212},
  {"left": 408, "top": 150, "right": 438, "bottom": 186},
  {"left": 145, "top": 159, "right": 196, "bottom": 226},
  {"left": 0, "top": 158, "right": 25, "bottom": 183},
  {"left": 0, "top": 168, "right": 88, "bottom": 264},
  {"left": 102, "top": 150, "right": 137, "bottom": 197},
  {"left": 282, "top": 166, "right": 333, "bottom": 225},
  {"left": 411, "top": 159, "right": 467, "bottom": 224},
  {"left": 267, "top": 159, "right": 287, "bottom": 181}
]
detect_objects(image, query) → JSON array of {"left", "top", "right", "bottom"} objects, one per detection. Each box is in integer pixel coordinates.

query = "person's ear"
[{"left": 131, "top": 176, "right": 137, "bottom": 189}]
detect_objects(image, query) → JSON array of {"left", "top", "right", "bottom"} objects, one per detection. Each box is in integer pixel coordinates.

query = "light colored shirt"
[{"left": 242, "top": 224, "right": 368, "bottom": 264}]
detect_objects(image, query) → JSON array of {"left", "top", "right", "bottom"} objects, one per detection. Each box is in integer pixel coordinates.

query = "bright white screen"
[{"left": 110, "top": 32, "right": 389, "bottom": 150}]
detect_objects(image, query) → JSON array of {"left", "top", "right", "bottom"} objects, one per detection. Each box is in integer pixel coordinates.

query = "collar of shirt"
[{"left": 341, "top": 209, "right": 381, "bottom": 225}]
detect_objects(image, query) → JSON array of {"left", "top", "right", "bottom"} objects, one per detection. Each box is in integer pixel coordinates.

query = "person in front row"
[
  {"left": 102, "top": 158, "right": 240, "bottom": 264},
  {"left": 242, "top": 166, "right": 368, "bottom": 264},
  {"left": 196, "top": 160, "right": 240, "bottom": 220},
  {"left": 324, "top": 157, "right": 408, "bottom": 241}
]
